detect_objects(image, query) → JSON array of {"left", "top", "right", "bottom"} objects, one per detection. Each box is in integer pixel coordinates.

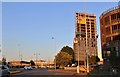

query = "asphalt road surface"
[
  {"left": 11, "top": 68, "right": 79, "bottom": 77},
  {"left": 10, "top": 68, "right": 119, "bottom": 77}
]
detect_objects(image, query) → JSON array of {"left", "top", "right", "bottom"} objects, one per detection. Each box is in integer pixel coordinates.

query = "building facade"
[
  {"left": 73, "top": 12, "right": 98, "bottom": 65},
  {"left": 100, "top": 6, "right": 120, "bottom": 61}
]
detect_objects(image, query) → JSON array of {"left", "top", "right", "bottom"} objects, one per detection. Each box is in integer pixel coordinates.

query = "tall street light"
[
  {"left": 76, "top": 32, "right": 85, "bottom": 73},
  {"left": 52, "top": 37, "right": 56, "bottom": 70},
  {"left": 76, "top": 34, "right": 80, "bottom": 73},
  {"left": 83, "top": 1, "right": 89, "bottom": 73},
  {"left": 76, "top": 30, "right": 89, "bottom": 73}
]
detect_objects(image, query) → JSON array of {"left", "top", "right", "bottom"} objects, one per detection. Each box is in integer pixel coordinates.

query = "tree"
[
  {"left": 96, "top": 56, "right": 100, "bottom": 62},
  {"left": 60, "top": 46, "right": 74, "bottom": 63},
  {"left": 2, "top": 57, "right": 7, "bottom": 65},
  {"left": 30, "top": 60, "right": 35, "bottom": 66},
  {"left": 89, "top": 56, "right": 100, "bottom": 65},
  {"left": 55, "top": 52, "right": 73, "bottom": 67}
]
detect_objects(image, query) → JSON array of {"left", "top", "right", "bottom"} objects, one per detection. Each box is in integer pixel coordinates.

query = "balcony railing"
[{"left": 100, "top": 6, "right": 120, "bottom": 19}]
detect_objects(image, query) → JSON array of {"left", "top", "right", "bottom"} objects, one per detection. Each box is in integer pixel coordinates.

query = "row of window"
[
  {"left": 77, "top": 41, "right": 96, "bottom": 47},
  {"left": 104, "top": 13, "right": 120, "bottom": 25},
  {"left": 111, "top": 13, "right": 120, "bottom": 20},
  {"left": 76, "top": 13, "right": 96, "bottom": 18},
  {"left": 106, "top": 35, "right": 120, "bottom": 42},
  {"left": 112, "top": 24, "right": 120, "bottom": 31},
  {"left": 113, "top": 35, "right": 120, "bottom": 41},
  {"left": 105, "top": 24, "right": 120, "bottom": 34},
  {"left": 87, "top": 22, "right": 95, "bottom": 24},
  {"left": 86, "top": 19, "right": 94, "bottom": 21}
]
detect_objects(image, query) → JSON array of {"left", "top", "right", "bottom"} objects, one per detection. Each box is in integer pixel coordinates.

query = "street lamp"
[
  {"left": 85, "top": 27, "right": 89, "bottom": 73},
  {"left": 52, "top": 37, "right": 56, "bottom": 70},
  {"left": 76, "top": 31, "right": 89, "bottom": 73},
  {"left": 76, "top": 32, "right": 85, "bottom": 73}
]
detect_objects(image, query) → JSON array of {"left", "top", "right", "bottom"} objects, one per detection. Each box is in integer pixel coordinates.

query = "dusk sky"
[{"left": 2, "top": 2, "right": 118, "bottom": 61}]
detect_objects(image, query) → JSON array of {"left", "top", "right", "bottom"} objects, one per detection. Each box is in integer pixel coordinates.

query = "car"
[
  {"left": 24, "top": 66, "right": 33, "bottom": 70},
  {"left": 0, "top": 65, "right": 10, "bottom": 77},
  {"left": 71, "top": 64, "right": 76, "bottom": 67}
]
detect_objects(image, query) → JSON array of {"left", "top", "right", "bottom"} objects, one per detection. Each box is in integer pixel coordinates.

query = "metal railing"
[{"left": 100, "top": 6, "right": 119, "bottom": 19}]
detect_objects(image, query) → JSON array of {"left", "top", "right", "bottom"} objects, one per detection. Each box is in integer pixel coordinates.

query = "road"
[
  {"left": 11, "top": 68, "right": 80, "bottom": 77},
  {"left": 10, "top": 68, "right": 119, "bottom": 77}
]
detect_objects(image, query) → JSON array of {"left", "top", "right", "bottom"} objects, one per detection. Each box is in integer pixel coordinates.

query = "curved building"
[{"left": 100, "top": 6, "right": 120, "bottom": 60}]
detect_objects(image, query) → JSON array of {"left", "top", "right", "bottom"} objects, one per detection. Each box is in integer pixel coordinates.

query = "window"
[
  {"left": 89, "top": 16, "right": 95, "bottom": 18},
  {"left": 117, "top": 13, "right": 120, "bottom": 19},
  {"left": 106, "top": 27, "right": 110, "bottom": 34},
  {"left": 91, "top": 20, "right": 94, "bottom": 22},
  {"left": 91, "top": 22, "right": 94, "bottom": 25},
  {"left": 112, "top": 25, "right": 117, "bottom": 31},
  {"left": 91, "top": 24, "right": 94, "bottom": 27},
  {"left": 92, "top": 35, "right": 95, "bottom": 38},
  {"left": 111, "top": 14, "right": 117, "bottom": 20},
  {"left": 112, "top": 24, "right": 120, "bottom": 33},
  {"left": 106, "top": 37, "right": 111, "bottom": 42},
  {"left": 86, "top": 19, "right": 89, "bottom": 21},
  {"left": 118, "top": 24, "right": 120, "bottom": 29},
  {"left": 113, "top": 35, "right": 120, "bottom": 41},
  {"left": 104, "top": 16, "right": 110, "bottom": 25},
  {"left": 91, "top": 27, "right": 94, "bottom": 30}
]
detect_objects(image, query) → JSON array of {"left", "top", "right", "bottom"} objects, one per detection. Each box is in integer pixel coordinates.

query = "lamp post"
[
  {"left": 85, "top": 23, "right": 89, "bottom": 73},
  {"left": 76, "top": 30, "right": 89, "bottom": 73},
  {"left": 76, "top": 37, "right": 80, "bottom": 73},
  {"left": 76, "top": 32, "right": 85, "bottom": 73},
  {"left": 52, "top": 37, "right": 56, "bottom": 70}
]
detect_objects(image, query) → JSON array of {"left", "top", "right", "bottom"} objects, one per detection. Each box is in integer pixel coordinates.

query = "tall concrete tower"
[{"left": 73, "top": 12, "right": 98, "bottom": 65}]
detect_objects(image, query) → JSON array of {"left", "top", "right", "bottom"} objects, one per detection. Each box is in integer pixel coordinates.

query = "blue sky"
[
  {"left": 2, "top": 2, "right": 117, "bottom": 61},
  {"left": 1, "top": 0, "right": 119, "bottom": 2}
]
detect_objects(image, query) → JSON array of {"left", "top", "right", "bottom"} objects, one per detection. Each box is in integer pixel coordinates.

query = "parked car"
[
  {"left": 24, "top": 66, "right": 33, "bottom": 70},
  {"left": 71, "top": 64, "right": 76, "bottom": 67},
  {"left": 0, "top": 65, "right": 10, "bottom": 77}
]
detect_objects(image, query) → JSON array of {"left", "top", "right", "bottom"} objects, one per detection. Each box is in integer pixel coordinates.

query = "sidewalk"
[
  {"left": 10, "top": 68, "right": 23, "bottom": 74},
  {"left": 10, "top": 70, "right": 21, "bottom": 74},
  {"left": 48, "top": 69, "right": 87, "bottom": 75}
]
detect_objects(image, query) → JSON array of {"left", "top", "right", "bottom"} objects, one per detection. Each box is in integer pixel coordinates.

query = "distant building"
[
  {"left": 8, "top": 61, "right": 30, "bottom": 67},
  {"left": 34, "top": 60, "right": 54, "bottom": 68},
  {"left": 100, "top": 6, "right": 120, "bottom": 61},
  {"left": 34, "top": 60, "right": 47, "bottom": 67},
  {"left": 8, "top": 60, "right": 54, "bottom": 68},
  {"left": 73, "top": 12, "right": 98, "bottom": 65}
]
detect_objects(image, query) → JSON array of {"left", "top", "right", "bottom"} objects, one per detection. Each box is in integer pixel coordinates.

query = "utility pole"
[
  {"left": 18, "top": 44, "right": 22, "bottom": 67},
  {"left": 52, "top": 37, "right": 56, "bottom": 70},
  {"left": 34, "top": 53, "right": 40, "bottom": 67},
  {"left": 76, "top": 32, "right": 85, "bottom": 73}
]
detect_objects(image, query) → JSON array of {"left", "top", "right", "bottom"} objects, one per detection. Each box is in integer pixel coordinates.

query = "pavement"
[
  {"left": 48, "top": 69, "right": 88, "bottom": 76},
  {"left": 10, "top": 68, "right": 23, "bottom": 74},
  {"left": 10, "top": 70, "right": 22, "bottom": 74},
  {"left": 10, "top": 68, "right": 120, "bottom": 77}
]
